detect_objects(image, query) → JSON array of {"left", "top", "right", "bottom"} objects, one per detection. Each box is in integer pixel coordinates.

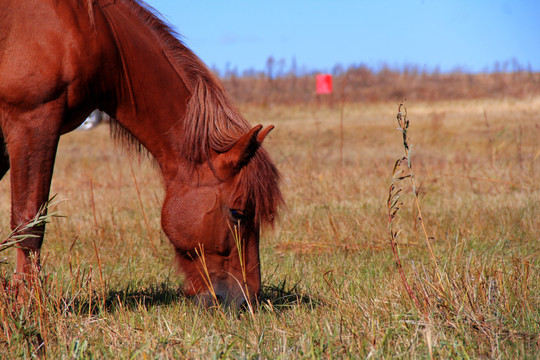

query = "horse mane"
[{"left": 102, "top": 0, "right": 283, "bottom": 225}]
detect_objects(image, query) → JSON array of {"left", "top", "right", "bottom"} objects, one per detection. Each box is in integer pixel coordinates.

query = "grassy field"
[{"left": 0, "top": 97, "right": 539, "bottom": 358}]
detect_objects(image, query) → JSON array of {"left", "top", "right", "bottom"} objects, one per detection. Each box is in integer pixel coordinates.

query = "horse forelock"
[
  {"left": 105, "top": 0, "right": 283, "bottom": 225},
  {"left": 240, "top": 150, "right": 284, "bottom": 227}
]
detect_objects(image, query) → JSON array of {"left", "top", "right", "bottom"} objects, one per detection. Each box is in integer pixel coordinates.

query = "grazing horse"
[{"left": 0, "top": 0, "right": 282, "bottom": 307}]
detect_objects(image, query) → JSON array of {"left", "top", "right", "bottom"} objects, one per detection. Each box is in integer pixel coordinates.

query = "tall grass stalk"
[
  {"left": 229, "top": 222, "right": 255, "bottom": 317},
  {"left": 396, "top": 103, "right": 440, "bottom": 278},
  {"left": 192, "top": 244, "right": 219, "bottom": 307}
]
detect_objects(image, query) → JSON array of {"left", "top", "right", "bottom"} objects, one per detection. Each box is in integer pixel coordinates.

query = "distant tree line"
[{"left": 217, "top": 57, "right": 540, "bottom": 105}]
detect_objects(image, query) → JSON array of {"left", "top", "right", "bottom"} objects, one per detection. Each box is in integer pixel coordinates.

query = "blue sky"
[{"left": 145, "top": 0, "right": 540, "bottom": 74}]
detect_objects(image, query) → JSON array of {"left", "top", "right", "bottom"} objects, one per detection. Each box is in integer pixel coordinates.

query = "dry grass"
[{"left": 0, "top": 96, "right": 539, "bottom": 358}]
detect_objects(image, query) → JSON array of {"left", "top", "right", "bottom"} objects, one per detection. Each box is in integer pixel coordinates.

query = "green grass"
[{"left": 1, "top": 97, "right": 539, "bottom": 358}]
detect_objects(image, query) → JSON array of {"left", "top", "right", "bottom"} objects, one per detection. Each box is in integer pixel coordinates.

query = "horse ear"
[{"left": 217, "top": 124, "right": 274, "bottom": 176}]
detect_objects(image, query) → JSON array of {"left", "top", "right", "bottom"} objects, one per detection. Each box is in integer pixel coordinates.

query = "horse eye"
[{"left": 229, "top": 209, "right": 245, "bottom": 221}]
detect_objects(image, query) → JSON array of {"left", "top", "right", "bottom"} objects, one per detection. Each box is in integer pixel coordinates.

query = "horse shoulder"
[{"left": 0, "top": 1, "right": 105, "bottom": 110}]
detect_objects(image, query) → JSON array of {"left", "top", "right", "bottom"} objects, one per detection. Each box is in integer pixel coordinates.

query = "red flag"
[{"left": 316, "top": 74, "right": 333, "bottom": 94}]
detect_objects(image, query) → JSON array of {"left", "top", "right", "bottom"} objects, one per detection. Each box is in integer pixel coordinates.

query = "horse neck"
[{"left": 98, "top": 1, "right": 192, "bottom": 183}]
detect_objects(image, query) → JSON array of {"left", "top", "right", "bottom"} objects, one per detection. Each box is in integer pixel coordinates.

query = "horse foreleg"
[{"left": 4, "top": 110, "right": 61, "bottom": 278}]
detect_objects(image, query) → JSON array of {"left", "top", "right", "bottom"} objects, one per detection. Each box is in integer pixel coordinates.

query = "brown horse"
[{"left": 0, "top": 0, "right": 282, "bottom": 307}]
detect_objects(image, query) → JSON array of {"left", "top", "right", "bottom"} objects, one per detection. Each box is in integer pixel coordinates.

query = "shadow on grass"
[
  {"left": 65, "top": 278, "right": 318, "bottom": 315},
  {"left": 260, "top": 279, "right": 319, "bottom": 309},
  {"left": 66, "top": 281, "right": 183, "bottom": 315}
]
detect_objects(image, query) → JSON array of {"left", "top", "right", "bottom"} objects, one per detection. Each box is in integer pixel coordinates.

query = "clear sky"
[{"left": 144, "top": 0, "right": 540, "bottom": 74}]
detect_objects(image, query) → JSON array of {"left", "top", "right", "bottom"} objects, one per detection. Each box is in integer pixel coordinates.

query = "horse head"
[{"left": 161, "top": 125, "right": 275, "bottom": 309}]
